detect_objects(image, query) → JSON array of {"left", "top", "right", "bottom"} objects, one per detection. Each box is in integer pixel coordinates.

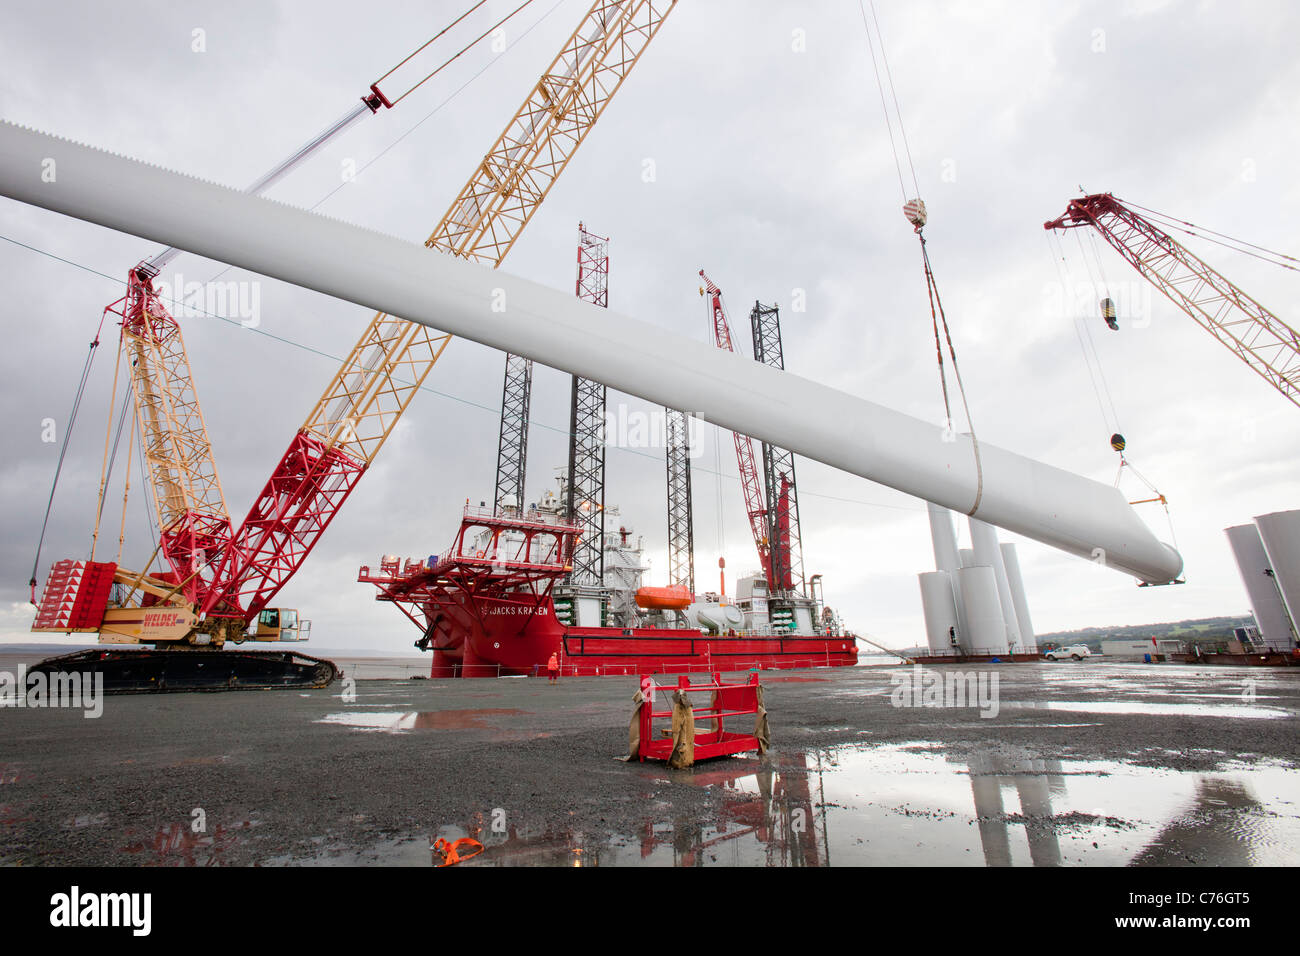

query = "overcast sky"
[{"left": 2, "top": 0, "right": 1297, "bottom": 653}]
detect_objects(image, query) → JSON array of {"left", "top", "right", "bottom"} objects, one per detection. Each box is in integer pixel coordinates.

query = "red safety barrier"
[{"left": 637, "top": 672, "right": 765, "bottom": 763}]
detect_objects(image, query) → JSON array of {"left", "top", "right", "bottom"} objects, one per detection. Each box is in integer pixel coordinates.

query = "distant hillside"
[
  {"left": 894, "top": 615, "right": 1256, "bottom": 656},
  {"left": 1037, "top": 616, "right": 1254, "bottom": 651}
]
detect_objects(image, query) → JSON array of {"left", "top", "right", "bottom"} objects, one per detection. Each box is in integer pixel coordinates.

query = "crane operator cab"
[{"left": 252, "top": 608, "right": 312, "bottom": 642}]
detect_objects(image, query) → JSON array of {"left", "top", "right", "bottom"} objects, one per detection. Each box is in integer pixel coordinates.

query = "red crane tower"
[
  {"left": 750, "top": 300, "right": 806, "bottom": 596},
  {"left": 699, "top": 270, "right": 772, "bottom": 587}
]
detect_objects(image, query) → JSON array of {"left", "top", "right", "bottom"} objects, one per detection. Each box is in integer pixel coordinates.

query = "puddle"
[
  {"left": 265, "top": 741, "right": 1300, "bottom": 867},
  {"left": 317, "top": 708, "right": 527, "bottom": 732},
  {"left": 1007, "top": 700, "right": 1290, "bottom": 719}
]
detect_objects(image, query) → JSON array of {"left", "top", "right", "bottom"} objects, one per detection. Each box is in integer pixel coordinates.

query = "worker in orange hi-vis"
[{"left": 547, "top": 652, "right": 560, "bottom": 684}]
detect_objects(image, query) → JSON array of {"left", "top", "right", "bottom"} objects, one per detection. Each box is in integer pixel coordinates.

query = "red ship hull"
[{"left": 424, "top": 591, "right": 858, "bottom": 678}]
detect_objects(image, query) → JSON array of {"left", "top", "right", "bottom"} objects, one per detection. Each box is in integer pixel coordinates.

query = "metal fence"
[
  {"left": 911, "top": 646, "right": 1044, "bottom": 660},
  {"left": 336, "top": 660, "right": 432, "bottom": 680}
]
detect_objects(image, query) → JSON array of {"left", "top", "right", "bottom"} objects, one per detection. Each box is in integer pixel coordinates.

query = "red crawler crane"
[{"left": 30, "top": 1, "right": 677, "bottom": 690}]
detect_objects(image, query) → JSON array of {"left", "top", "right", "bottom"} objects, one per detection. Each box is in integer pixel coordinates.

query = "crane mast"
[
  {"left": 110, "top": 265, "right": 232, "bottom": 605},
  {"left": 487, "top": 1, "right": 677, "bottom": 513},
  {"left": 750, "top": 300, "right": 805, "bottom": 597},
  {"left": 699, "top": 271, "right": 772, "bottom": 586},
  {"left": 1044, "top": 193, "right": 1300, "bottom": 409},
  {"left": 565, "top": 222, "right": 611, "bottom": 586},
  {"left": 664, "top": 408, "right": 695, "bottom": 593}
]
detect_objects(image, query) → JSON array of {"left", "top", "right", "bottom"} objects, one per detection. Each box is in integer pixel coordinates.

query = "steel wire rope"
[
  {"left": 1071, "top": 229, "right": 1123, "bottom": 432},
  {"left": 94, "top": 379, "right": 135, "bottom": 540},
  {"left": 857, "top": 0, "right": 908, "bottom": 203},
  {"left": 1112, "top": 195, "right": 1298, "bottom": 272},
  {"left": 197, "top": 0, "right": 568, "bottom": 288},
  {"left": 374, "top": 0, "right": 535, "bottom": 107},
  {"left": 859, "top": 0, "right": 982, "bottom": 513},
  {"left": 28, "top": 309, "right": 109, "bottom": 600},
  {"left": 1061, "top": 231, "right": 1176, "bottom": 548},
  {"left": 1044, "top": 231, "right": 1113, "bottom": 434},
  {"left": 867, "top": 0, "right": 920, "bottom": 198}
]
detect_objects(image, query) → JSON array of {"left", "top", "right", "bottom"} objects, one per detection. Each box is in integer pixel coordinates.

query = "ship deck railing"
[
  {"left": 461, "top": 503, "right": 578, "bottom": 531},
  {"left": 421, "top": 657, "right": 854, "bottom": 679},
  {"left": 913, "top": 646, "right": 1049, "bottom": 660}
]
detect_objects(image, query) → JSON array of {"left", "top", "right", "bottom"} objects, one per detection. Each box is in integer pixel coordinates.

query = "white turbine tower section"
[
  {"left": 1225, "top": 524, "right": 1294, "bottom": 650},
  {"left": 918, "top": 570, "right": 960, "bottom": 654},
  {"left": 1000, "top": 542, "right": 1037, "bottom": 651},
  {"left": 970, "top": 518, "right": 1021, "bottom": 651},
  {"left": 1254, "top": 511, "right": 1300, "bottom": 646},
  {"left": 925, "top": 502, "right": 968, "bottom": 645},
  {"left": 0, "top": 122, "right": 1183, "bottom": 584},
  {"left": 927, "top": 502, "right": 962, "bottom": 573},
  {"left": 954, "top": 566, "right": 1007, "bottom": 653}
]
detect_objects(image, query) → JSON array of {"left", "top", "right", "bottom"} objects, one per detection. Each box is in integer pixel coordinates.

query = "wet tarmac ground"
[{"left": 0, "top": 660, "right": 1297, "bottom": 866}]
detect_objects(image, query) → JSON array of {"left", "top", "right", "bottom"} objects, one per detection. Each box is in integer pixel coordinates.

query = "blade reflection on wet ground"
[{"left": 267, "top": 741, "right": 1300, "bottom": 867}]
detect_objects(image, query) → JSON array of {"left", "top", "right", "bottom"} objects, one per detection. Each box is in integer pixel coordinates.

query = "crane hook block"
[
  {"left": 1111, "top": 433, "right": 1126, "bottom": 453},
  {"left": 1101, "top": 297, "right": 1119, "bottom": 331},
  {"left": 903, "top": 198, "right": 927, "bottom": 232}
]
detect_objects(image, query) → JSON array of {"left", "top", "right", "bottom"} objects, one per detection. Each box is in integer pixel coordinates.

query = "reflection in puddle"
[
  {"left": 268, "top": 742, "right": 1300, "bottom": 867},
  {"left": 1129, "top": 778, "right": 1280, "bottom": 866},
  {"left": 121, "top": 818, "right": 260, "bottom": 866}
]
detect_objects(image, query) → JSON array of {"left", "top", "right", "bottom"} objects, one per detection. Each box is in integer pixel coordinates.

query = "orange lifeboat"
[{"left": 635, "top": 585, "right": 693, "bottom": 611}]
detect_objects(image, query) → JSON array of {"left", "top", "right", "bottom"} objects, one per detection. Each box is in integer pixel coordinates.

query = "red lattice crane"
[
  {"left": 1044, "top": 193, "right": 1300, "bottom": 409},
  {"left": 699, "top": 271, "right": 771, "bottom": 587}
]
